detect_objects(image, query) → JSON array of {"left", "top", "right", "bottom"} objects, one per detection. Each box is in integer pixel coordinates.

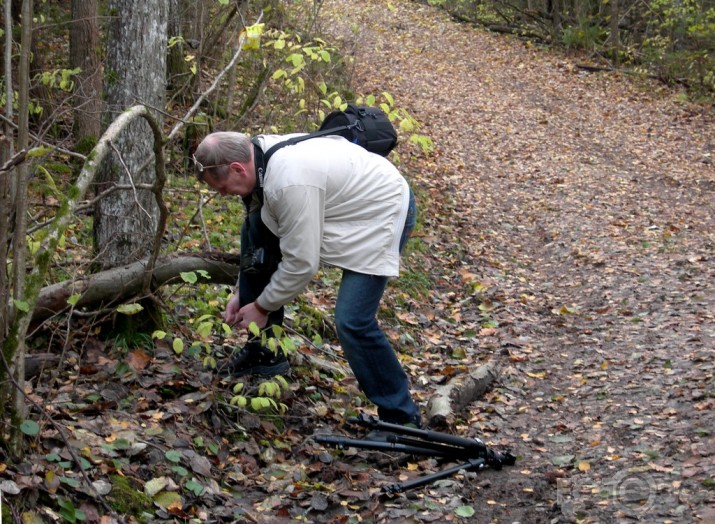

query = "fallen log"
[
  {"left": 33, "top": 252, "right": 240, "bottom": 322},
  {"left": 426, "top": 361, "right": 499, "bottom": 427}
]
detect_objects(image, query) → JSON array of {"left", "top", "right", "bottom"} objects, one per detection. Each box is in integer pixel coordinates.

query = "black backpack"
[{"left": 258, "top": 104, "right": 398, "bottom": 168}]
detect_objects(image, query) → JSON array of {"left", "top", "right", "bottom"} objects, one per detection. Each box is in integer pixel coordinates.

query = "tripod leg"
[{"left": 381, "top": 458, "right": 487, "bottom": 495}]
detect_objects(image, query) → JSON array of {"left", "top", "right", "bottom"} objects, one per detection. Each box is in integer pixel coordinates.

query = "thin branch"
[
  {"left": 0, "top": 113, "right": 87, "bottom": 163},
  {"left": 108, "top": 140, "right": 152, "bottom": 220},
  {"left": 167, "top": 11, "right": 264, "bottom": 142}
]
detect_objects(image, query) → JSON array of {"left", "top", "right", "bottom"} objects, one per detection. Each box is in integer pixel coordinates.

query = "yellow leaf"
[
  {"left": 527, "top": 371, "right": 546, "bottom": 379},
  {"left": 45, "top": 470, "right": 60, "bottom": 494},
  {"left": 578, "top": 461, "right": 591, "bottom": 472}
]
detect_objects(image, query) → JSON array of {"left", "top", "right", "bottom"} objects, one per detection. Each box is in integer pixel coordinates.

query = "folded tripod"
[{"left": 314, "top": 413, "right": 516, "bottom": 494}]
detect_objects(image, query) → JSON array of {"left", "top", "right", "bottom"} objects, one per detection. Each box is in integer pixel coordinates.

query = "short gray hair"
[{"left": 193, "top": 131, "right": 252, "bottom": 182}]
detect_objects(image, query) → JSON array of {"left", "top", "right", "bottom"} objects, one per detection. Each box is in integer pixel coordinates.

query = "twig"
[
  {"left": 0, "top": 113, "right": 87, "bottom": 162},
  {"left": 108, "top": 140, "right": 153, "bottom": 221}
]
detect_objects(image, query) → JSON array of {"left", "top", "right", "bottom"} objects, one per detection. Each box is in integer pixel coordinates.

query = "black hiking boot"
[{"left": 215, "top": 343, "right": 289, "bottom": 378}]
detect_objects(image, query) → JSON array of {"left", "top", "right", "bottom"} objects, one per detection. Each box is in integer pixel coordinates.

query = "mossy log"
[{"left": 32, "top": 252, "right": 240, "bottom": 323}]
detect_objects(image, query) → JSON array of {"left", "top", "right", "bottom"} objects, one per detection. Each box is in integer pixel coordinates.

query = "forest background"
[{"left": 0, "top": 0, "right": 713, "bottom": 522}]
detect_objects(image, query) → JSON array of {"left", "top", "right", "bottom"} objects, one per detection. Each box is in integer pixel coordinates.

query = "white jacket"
[{"left": 253, "top": 134, "right": 410, "bottom": 312}]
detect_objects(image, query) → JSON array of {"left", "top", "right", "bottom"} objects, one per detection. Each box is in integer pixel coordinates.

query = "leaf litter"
[{"left": 2, "top": 0, "right": 713, "bottom": 523}]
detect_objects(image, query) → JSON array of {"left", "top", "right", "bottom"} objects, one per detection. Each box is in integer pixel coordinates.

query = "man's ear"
[{"left": 229, "top": 161, "right": 247, "bottom": 177}]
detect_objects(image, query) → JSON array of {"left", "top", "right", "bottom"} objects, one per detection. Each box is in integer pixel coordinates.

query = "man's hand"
[
  {"left": 224, "top": 295, "right": 269, "bottom": 330},
  {"left": 224, "top": 294, "right": 241, "bottom": 325},
  {"left": 237, "top": 302, "right": 268, "bottom": 329}
]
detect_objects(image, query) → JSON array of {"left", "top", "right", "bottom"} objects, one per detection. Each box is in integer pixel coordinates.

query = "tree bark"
[
  {"left": 69, "top": 0, "right": 102, "bottom": 148},
  {"left": 95, "top": 0, "right": 168, "bottom": 271},
  {"left": 1, "top": 0, "right": 15, "bottom": 345},
  {"left": 426, "top": 362, "right": 499, "bottom": 427},
  {"left": 2, "top": 0, "right": 33, "bottom": 459},
  {"left": 167, "top": 0, "right": 188, "bottom": 92}
]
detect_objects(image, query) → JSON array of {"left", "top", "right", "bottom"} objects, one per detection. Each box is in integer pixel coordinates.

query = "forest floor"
[
  {"left": 312, "top": 0, "right": 714, "bottom": 522},
  {"left": 3, "top": 0, "right": 714, "bottom": 523}
]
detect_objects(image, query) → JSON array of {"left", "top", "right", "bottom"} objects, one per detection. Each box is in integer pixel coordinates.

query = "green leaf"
[
  {"left": 551, "top": 454, "right": 575, "bottom": 466},
  {"left": 171, "top": 465, "right": 189, "bottom": 477},
  {"left": 152, "top": 330, "right": 167, "bottom": 340},
  {"left": 185, "top": 479, "right": 204, "bottom": 496},
  {"left": 172, "top": 338, "right": 184, "bottom": 354},
  {"left": 154, "top": 490, "right": 183, "bottom": 510},
  {"left": 67, "top": 293, "right": 81, "bottom": 306},
  {"left": 221, "top": 323, "right": 232, "bottom": 336},
  {"left": 26, "top": 145, "right": 54, "bottom": 158},
  {"left": 13, "top": 299, "right": 30, "bottom": 312},
  {"left": 116, "top": 303, "right": 144, "bottom": 315},
  {"left": 196, "top": 321, "right": 213, "bottom": 338},
  {"left": 399, "top": 118, "right": 415, "bottom": 133},
  {"left": 248, "top": 322, "right": 260, "bottom": 337},
  {"left": 20, "top": 420, "right": 40, "bottom": 436},
  {"left": 165, "top": 450, "right": 182, "bottom": 463},
  {"left": 455, "top": 505, "right": 475, "bottom": 518},
  {"left": 180, "top": 271, "right": 197, "bottom": 284},
  {"left": 59, "top": 476, "right": 81, "bottom": 488},
  {"left": 230, "top": 395, "right": 247, "bottom": 408}
]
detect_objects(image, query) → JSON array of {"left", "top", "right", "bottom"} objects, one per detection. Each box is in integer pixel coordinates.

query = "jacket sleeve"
[{"left": 256, "top": 184, "right": 324, "bottom": 311}]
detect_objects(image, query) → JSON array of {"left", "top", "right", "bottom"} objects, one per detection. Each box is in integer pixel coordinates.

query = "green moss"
[
  {"left": 67, "top": 184, "right": 81, "bottom": 200},
  {"left": 108, "top": 474, "right": 153, "bottom": 516},
  {"left": 75, "top": 136, "right": 98, "bottom": 156}
]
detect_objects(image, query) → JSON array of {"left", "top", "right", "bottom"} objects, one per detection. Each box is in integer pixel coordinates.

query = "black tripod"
[{"left": 314, "top": 413, "right": 516, "bottom": 494}]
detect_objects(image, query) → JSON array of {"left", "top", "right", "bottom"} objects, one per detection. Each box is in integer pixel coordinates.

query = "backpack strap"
[{"left": 262, "top": 122, "right": 359, "bottom": 165}]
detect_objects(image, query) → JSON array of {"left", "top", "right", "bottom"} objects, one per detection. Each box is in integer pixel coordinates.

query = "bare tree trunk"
[
  {"left": 167, "top": 0, "right": 188, "bottom": 92},
  {"left": 2, "top": 0, "right": 32, "bottom": 459},
  {"left": 69, "top": 0, "right": 102, "bottom": 149},
  {"left": 547, "top": 0, "right": 561, "bottom": 40},
  {"left": 94, "top": 0, "right": 168, "bottom": 332},
  {"left": 609, "top": 0, "right": 620, "bottom": 65},
  {"left": 95, "top": 0, "right": 167, "bottom": 270},
  {"left": 1, "top": 0, "right": 15, "bottom": 346}
]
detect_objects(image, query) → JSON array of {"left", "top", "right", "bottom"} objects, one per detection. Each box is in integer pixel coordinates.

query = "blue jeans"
[{"left": 334, "top": 190, "right": 419, "bottom": 424}]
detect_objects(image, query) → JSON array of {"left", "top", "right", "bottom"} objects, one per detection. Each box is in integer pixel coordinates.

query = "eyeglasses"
[{"left": 192, "top": 154, "right": 230, "bottom": 176}]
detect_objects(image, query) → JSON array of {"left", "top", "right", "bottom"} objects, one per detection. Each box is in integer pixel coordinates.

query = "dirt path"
[{"left": 321, "top": 1, "right": 714, "bottom": 522}]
